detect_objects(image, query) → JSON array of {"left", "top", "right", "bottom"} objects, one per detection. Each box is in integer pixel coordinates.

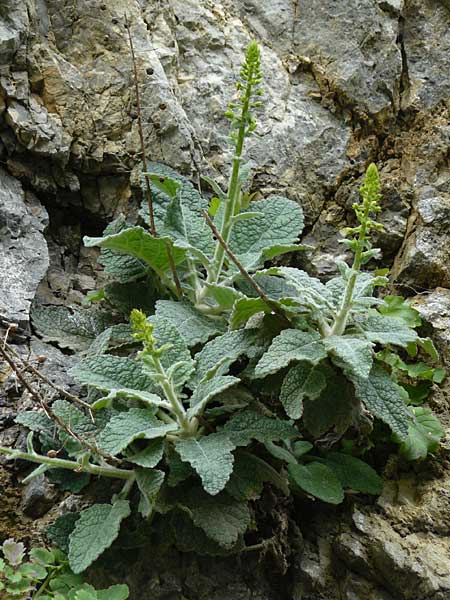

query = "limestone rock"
[{"left": 0, "top": 168, "right": 49, "bottom": 325}]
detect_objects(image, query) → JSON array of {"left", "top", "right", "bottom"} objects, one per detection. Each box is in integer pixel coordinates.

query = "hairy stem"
[
  {"left": 330, "top": 203, "right": 371, "bottom": 337},
  {"left": 0, "top": 447, "right": 132, "bottom": 480},
  {"left": 207, "top": 86, "right": 252, "bottom": 284}
]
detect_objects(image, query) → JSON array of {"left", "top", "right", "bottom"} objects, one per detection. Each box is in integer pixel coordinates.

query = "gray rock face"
[
  {"left": 0, "top": 168, "right": 49, "bottom": 325},
  {"left": 0, "top": 0, "right": 449, "bottom": 598}
]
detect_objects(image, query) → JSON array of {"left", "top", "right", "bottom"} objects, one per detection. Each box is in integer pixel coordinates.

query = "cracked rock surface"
[{"left": 0, "top": 0, "right": 449, "bottom": 598}]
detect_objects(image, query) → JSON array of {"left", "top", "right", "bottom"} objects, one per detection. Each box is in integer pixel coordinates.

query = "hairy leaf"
[
  {"left": 324, "top": 336, "right": 374, "bottom": 379},
  {"left": 186, "top": 491, "right": 251, "bottom": 548},
  {"left": 356, "top": 314, "right": 418, "bottom": 348},
  {"left": 98, "top": 409, "right": 176, "bottom": 455},
  {"left": 351, "top": 364, "right": 410, "bottom": 438},
  {"left": 31, "top": 305, "right": 113, "bottom": 352},
  {"left": 175, "top": 433, "right": 235, "bottom": 495},
  {"left": 98, "top": 216, "right": 148, "bottom": 283},
  {"left": 222, "top": 409, "right": 297, "bottom": 447},
  {"left": 70, "top": 355, "right": 155, "bottom": 393},
  {"left": 155, "top": 300, "right": 225, "bottom": 346},
  {"left": 136, "top": 469, "right": 165, "bottom": 518},
  {"left": 126, "top": 438, "right": 164, "bottom": 468},
  {"left": 288, "top": 462, "right": 344, "bottom": 504},
  {"left": 229, "top": 196, "right": 304, "bottom": 270},
  {"left": 254, "top": 330, "right": 327, "bottom": 378},
  {"left": 191, "top": 329, "right": 264, "bottom": 386},
  {"left": 280, "top": 363, "right": 327, "bottom": 419},
  {"left": 68, "top": 500, "right": 131, "bottom": 573},
  {"left": 84, "top": 227, "right": 186, "bottom": 278},
  {"left": 303, "top": 369, "right": 353, "bottom": 437},
  {"left": 187, "top": 375, "right": 240, "bottom": 418}
]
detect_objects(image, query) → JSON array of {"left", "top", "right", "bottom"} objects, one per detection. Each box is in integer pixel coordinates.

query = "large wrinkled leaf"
[
  {"left": 222, "top": 409, "right": 297, "bottom": 447},
  {"left": 155, "top": 300, "right": 225, "bottom": 346},
  {"left": 126, "top": 438, "right": 164, "bottom": 468},
  {"left": 322, "top": 452, "right": 382, "bottom": 494},
  {"left": 69, "top": 355, "right": 160, "bottom": 399},
  {"left": 191, "top": 329, "right": 264, "bottom": 386},
  {"left": 264, "top": 267, "right": 335, "bottom": 313},
  {"left": 175, "top": 433, "right": 235, "bottom": 495},
  {"left": 226, "top": 451, "right": 289, "bottom": 500},
  {"left": 185, "top": 490, "right": 251, "bottom": 548},
  {"left": 68, "top": 500, "right": 131, "bottom": 573},
  {"left": 356, "top": 314, "right": 418, "bottom": 348},
  {"left": 351, "top": 364, "right": 410, "bottom": 438},
  {"left": 97, "top": 216, "right": 149, "bottom": 283},
  {"left": 31, "top": 305, "right": 113, "bottom": 351},
  {"left": 280, "top": 362, "right": 328, "bottom": 419},
  {"left": 52, "top": 400, "right": 97, "bottom": 456},
  {"left": 229, "top": 196, "right": 304, "bottom": 270},
  {"left": 161, "top": 189, "right": 215, "bottom": 260},
  {"left": 98, "top": 409, "right": 176, "bottom": 455},
  {"left": 229, "top": 296, "right": 297, "bottom": 330},
  {"left": 136, "top": 469, "right": 165, "bottom": 518},
  {"left": 187, "top": 375, "right": 240, "bottom": 418},
  {"left": 398, "top": 407, "right": 444, "bottom": 461},
  {"left": 324, "top": 336, "right": 374, "bottom": 379},
  {"left": 254, "top": 330, "right": 327, "bottom": 378},
  {"left": 288, "top": 462, "right": 344, "bottom": 504},
  {"left": 84, "top": 227, "right": 186, "bottom": 278}
]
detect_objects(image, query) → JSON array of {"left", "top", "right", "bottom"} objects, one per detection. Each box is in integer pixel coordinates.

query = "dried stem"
[
  {"left": 124, "top": 14, "right": 182, "bottom": 299},
  {"left": 0, "top": 344, "right": 120, "bottom": 464},
  {"left": 3, "top": 339, "right": 93, "bottom": 415},
  {"left": 202, "top": 210, "right": 290, "bottom": 323}
]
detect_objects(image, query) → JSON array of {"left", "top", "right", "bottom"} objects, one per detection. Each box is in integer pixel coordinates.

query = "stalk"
[
  {"left": 330, "top": 204, "right": 370, "bottom": 336},
  {"left": 329, "top": 163, "right": 382, "bottom": 337},
  {"left": 207, "top": 41, "right": 263, "bottom": 284},
  {"left": 0, "top": 447, "right": 133, "bottom": 480}
]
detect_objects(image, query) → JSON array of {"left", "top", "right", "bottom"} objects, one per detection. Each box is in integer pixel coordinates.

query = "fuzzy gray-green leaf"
[
  {"left": 155, "top": 300, "right": 225, "bottom": 346},
  {"left": 68, "top": 500, "right": 131, "bottom": 573},
  {"left": 254, "top": 330, "right": 327, "bottom": 378},
  {"left": 351, "top": 364, "right": 410, "bottom": 438},
  {"left": 322, "top": 452, "right": 382, "bottom": 494},
  {"left": 229, "top": 196, "right": 304, "bottom": 270},
  {"left": 280, "top": 363, "right": 327, "bottom": 419},
  {"left": 84, "top": 227, "right": 186, "bottom": 278},
  {"left": 187, "top": 375, "right": 240, "bottom": 418},
  {"left": 222, "top": 409, "right": 297, "bottom": 447},
  {"left": 324, "top": 336, "right": 374, "bottom": 379},
  {"left": 98, "top": 409, "right": 176, "bottom": 456},
  {"left": 356, "top": 314, "right": 418, "bottom": 348},
  {"left": 175, "top": 433, "right": 235, "bottom": 495}
]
